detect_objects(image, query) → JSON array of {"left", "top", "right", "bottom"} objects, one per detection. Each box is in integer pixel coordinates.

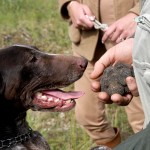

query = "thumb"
[
  {"left": 90, "top": 51, "right": 114, "bottom": 79},
  {"left": 90, "top": 61, "right": 105, "bottom": 79},
  {"left": 126, "top": 76, "right": 139, "bottom": 97}
]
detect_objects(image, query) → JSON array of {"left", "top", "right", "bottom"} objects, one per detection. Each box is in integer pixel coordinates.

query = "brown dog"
[{"left": 0, "top": 44, "right": 87, "bottom": 150}]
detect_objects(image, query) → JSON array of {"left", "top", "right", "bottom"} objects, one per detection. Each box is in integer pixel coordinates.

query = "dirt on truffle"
[{"left": 100, "top": 62, "right": 134, "bottom": 96}]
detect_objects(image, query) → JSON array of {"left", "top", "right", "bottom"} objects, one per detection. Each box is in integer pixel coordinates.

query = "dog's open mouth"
[{"left": 32, "top": 89, "right": 84, "bottom": 112}]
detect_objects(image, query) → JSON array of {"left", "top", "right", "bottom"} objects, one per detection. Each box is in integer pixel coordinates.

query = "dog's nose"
[{"left": 78, "top": 57, "right": 88, "bottom": 70}]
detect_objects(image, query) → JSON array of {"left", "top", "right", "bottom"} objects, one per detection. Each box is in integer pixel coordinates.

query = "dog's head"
[{"left": 0, "top": 44, "right": 87, "bottom": 113}]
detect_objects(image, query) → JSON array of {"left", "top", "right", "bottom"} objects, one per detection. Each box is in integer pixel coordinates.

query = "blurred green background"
[{"left": 0, "top": 0, "right": 133, "bottom": 149}]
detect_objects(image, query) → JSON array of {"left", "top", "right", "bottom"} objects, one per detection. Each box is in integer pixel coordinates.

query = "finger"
[
  {"left": 90, "top": 61, "right": 106, "bottom": 79},
  {"left": 98, "top": 92, "right": 113, "bottom": 104},
  {"left": 126, "top": 76, "right": 139, "bottom": 96},
  {"left": 81, "top": 5, "right": 94, "bottom": 28},
  {"left": 122, "top": 94, "right": 133, "bottom": 105},
  {"left": 110, "top": 29, "right": 122, "bottom": 42},
  {"left": 91, "top": 81, "right": 100, "bottom": 92},
  {"left": 111, "top": 94, "right": 132, "bottom": 106},
  {"left": 82, "top": 5, "right": 93, "bottom": 16},
  {"left": 81, "top": 18, "right": 93, "bottom": 29},
  {"left": 78, "top": 15, "right": 93, "bottom": 29},
  {"left": 90, "top": 51, "right": 114, "bottom": 79},
  {"left": 102, "top": 26, "right": 116, "bottom": 43},
  {"left": 116, "top": 36, "right": 125, "bottom": 43},
  {"left": 116, "top": 31, "right": 129, "bottom": 43}
]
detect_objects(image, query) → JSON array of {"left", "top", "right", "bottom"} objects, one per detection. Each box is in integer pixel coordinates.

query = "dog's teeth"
[
  {"left": 41, "top": 95, "right": 47, "bottom": 100},
  {"left": 35, "top": 92, "right": 42, "bottom": 99},
  {"left": 66, "top": 100, "right": 70, "bottom": 104},
  {"left": 70, "top": 99, "right": 75, "bottom": 103},
  {"left": 55, "top": 98, "right": 59, "bottom": 102},
  {"left": 48, "top": 97, "right": 53, "bottom": 101}
]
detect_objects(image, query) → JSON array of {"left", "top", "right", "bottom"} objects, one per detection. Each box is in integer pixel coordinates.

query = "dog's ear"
[{"left": 0, "top": 73, "right": 5, "bottom": 95}]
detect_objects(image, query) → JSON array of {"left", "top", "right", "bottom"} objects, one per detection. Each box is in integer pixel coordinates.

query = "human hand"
[
  {"left": 91, "top": 76, "right": 138, "bottom": 106},
  {"left": 90, "top": 38, "right": 139, "bottom": 106},
  {"left": 67, "top": 1, "right": 94, "bottom": 29},
  {"left": 102, "top": 13, "right": 138, "bottom": 44}
]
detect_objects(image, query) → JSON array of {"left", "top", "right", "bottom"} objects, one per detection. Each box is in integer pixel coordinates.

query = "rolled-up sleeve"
[
  {"left": 129, "top": 2, "right": 140, "bottom": 15},
  {"left": 58, "top": 0, "right": 72, "bottom": 19}
]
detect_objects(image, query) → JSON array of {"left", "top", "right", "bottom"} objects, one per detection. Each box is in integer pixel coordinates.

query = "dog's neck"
[
  {"left": 0, "top": 127, "right": 32, "bottom": 149},
  {"left": 0, "top": 111, "right": 31, "bottom": 138},
  {"left": 0, "top": 111, "right": 33, "bottom": 149},
  {"left": 0, "top": 96, "right": 31, "bottom": 138}
]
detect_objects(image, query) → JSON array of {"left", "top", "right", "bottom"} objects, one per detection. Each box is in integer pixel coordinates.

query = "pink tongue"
[{"left": 43, "top": 90, "right": 84, "bottom": 100}]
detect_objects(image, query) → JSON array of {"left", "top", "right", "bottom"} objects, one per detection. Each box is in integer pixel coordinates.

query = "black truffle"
[{"left": 100, "top": 62, "right": 134, "bottom": 96}]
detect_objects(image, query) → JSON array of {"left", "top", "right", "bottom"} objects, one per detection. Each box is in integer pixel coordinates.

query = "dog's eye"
[{"left": 30, "top": 56, "right": 37, "bottom": 63}]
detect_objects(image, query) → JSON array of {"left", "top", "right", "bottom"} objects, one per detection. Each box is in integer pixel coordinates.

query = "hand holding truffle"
[
  {"left": 99, "top": 62, "right": 137, "bottom": 106},
  {"left": 90, "top": 38, "right": 139, "bottom": 106},
  {"left": 100, "top": 62, "right": 134, "bottom": 96}
]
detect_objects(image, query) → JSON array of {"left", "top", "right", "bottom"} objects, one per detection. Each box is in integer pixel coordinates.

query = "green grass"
[
  {"left": 0, "top": 0, "right": 70, "bottom": 53},
  {"left": 0, "top": 0, "right": 133, "bottom": 149}
]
